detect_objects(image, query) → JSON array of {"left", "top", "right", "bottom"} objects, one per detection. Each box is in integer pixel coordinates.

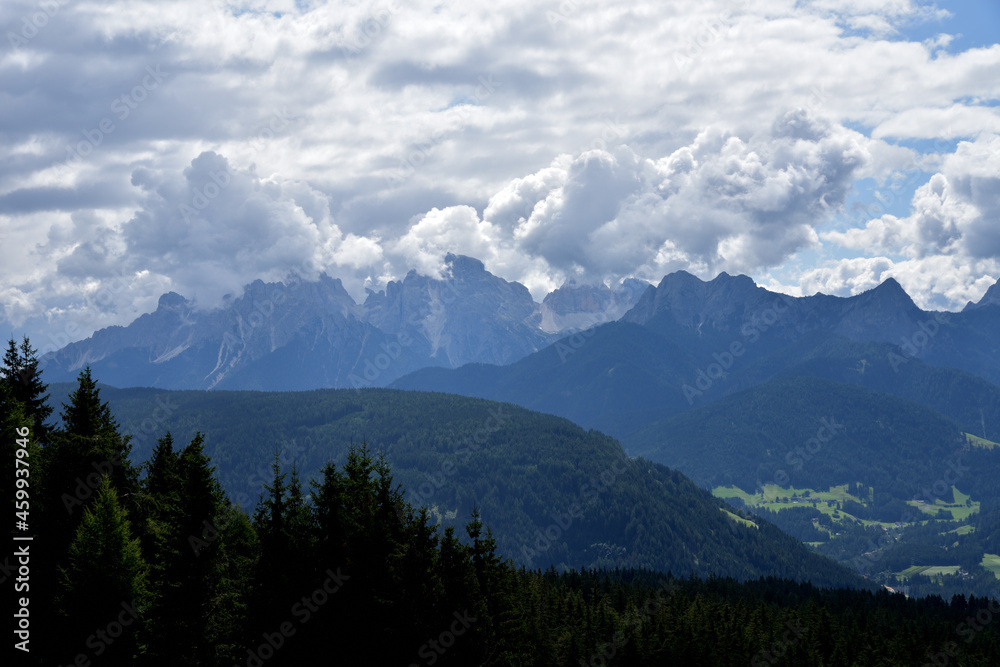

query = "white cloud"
[
  {"left": 391, "top": 205, "right": 499, "bottom": 279},
  {"left": 1, "top": 0, "right": 999, "bottom": 343},
  {"left": 824, "top": 134, "right": 1000, "bottom": 260}
]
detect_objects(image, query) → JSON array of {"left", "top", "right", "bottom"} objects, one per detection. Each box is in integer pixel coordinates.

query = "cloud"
[
  {"left": 824, "top": 134, "right": 1000, "bottom": 259},
  {"left": 1, "top": 0, "right": 999, "bottom": 345},
  {"left": 800, "top": 134, "right": 1000, "bottom": 308},
  {"left": 391, "top": 205, "right": 499, "bottom": 279},
  {"left": 462, "top": 110, "right": 875, "bottom": 288},
  {"left": 35, "top": 151, "right": 384, "bottom": 313}
]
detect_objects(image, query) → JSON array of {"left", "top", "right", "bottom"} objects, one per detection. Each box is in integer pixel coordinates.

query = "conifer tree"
[
  {"left": 144, "top": 433, "right": 236, "bottom": 665},
  {"left": 138, "top": 433, "right": 184, "bottom": 665},
  {"left": 57, "top": 477, "right": 148, "bottom": 666},
  {"left": 43, "top": 367, "right": 139, "bottom": 556},
  {"left": 249, "top": 450, "right": 292, "bottom": 637},
  {"left": 1, "top": 336, "right": 53, "bottom": 441}
]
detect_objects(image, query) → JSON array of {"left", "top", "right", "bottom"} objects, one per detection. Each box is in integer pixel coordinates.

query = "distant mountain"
[
  {"left": 60, "top": 383, "right": 868, "bottom": 589},
  {"left": 362, "top": 254, "right": 553, "bottom": 368},
  {"left": 40, "top": 274, "right": 417, "bottom": 390},
  {"left": 629, "top": 375, "right": 970, "bottom": 494},
  {"left": 964, "top": 276, "right": 1000, "bottom": 311},
  {"left": 395, "top": 271, "right": 1000, "bottom": 437},
  {"left": 43, "top": 255, "right": 644, "bottom": 390},
  {"left": 538, "top": 277, "right": 649, "bottom": 333}
]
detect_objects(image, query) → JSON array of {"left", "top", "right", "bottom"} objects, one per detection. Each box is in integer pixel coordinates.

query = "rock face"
[
  {"left": 539, "top": 278, "right": 649, "bottom": 333},
  {"left": 41, "top": 260, "right": 1000, "bottom": 393},
  {"left": 40, "top": 274, "right": 403, "bottom": 390},
  {"left": 964, "top": 278, "right": 1000, "bottom": 311},
  {"left": 41, "top": 256, "right": 560, "bottom": 390},
  {"left": 623, "top": 272, "right": 932, "bottom": 351},
  {"left": 363, "top": 254, "right": 553, "bottom": 368}
]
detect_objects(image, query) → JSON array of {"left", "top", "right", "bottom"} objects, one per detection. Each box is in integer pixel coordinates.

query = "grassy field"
[
  {"left": 714, "top": 483, "right": 894, "bottom": 527},
  {"left": 715, "top": 482, "right": 978, "bottom": 543},
  {"left": 900, "top": 565, "right": 961, "bottom": 578},
  {"left": 714, "top": 483, "right": 867, "bottom": 508},
  {"left": 907, "top": 486, "right": 979, "bottom": 521},
  {"left": 720, "top": 507, "right": 758, "bottom": 529},
  {"left": 981, "top": 554, "right": 1000, "bottom": 579},
  {"left": 966, "top": 433, "right": 1000, "bottom": 449},
  {"left": 715, "top": 482, "right": 991, "bottom": 592}
]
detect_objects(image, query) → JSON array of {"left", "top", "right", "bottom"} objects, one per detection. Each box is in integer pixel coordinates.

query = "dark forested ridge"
[
  {"left": 46, "top": 380, "right": 864, "bottom": 587},
  {"left": 5, "top": 343, "right": 1000, "bottom": 666},
  {"left": 631, "top": 375, "right": 1000, "bottom": 600},
  {"left": 630, "top": 375, "right": 971, "bottom": 494}
]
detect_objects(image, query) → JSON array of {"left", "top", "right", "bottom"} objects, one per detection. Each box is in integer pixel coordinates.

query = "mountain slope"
[
  {"left": 393, "top": 321, "right": 703, "bottom": 436},
  {"left": 395, "top": 272, "right": 1000, "bottom": 439},
  {"left": 38, "top": 255, "right": 655, "bottom": 391},
  {"left": 51, "top": 383, "right": 869, "bottom": 589},
  {"left": 628, "top": 375, "right": 1000, "bottom": 599},
  {"left": 629, "top": 375, "right": 970, "bottom": 494},
  {"left": 40, "top": 275, "right": 420, "bottom": 390}
]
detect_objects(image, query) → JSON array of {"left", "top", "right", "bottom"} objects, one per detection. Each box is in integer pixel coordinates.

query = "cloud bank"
[{"left": 1, "top": 0, "right": 998, "bottom": 345}]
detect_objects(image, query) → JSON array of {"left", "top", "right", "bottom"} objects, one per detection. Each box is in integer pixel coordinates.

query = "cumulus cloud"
[
  {"left": 469, "top": 110, "right": 875, "bottom": 287},
  {"left": 804, "top": 134, "right": 1000, "bottom": 308},
  {"left": 824, "top": 135, "right": 1000, "bottom": 259},
  {"left": 20, "top": 151, "right": 385, "bottom": 316},
  {"left": 391, "top": 205, "right": 499, "bottom": 279},
  {"left": 1, "top": 0, "right": 999, "bottom": 344}
]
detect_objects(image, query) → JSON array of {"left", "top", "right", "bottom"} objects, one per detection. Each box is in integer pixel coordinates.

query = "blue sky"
[
  {"left": 899, "top": 0, "right": 1000, "bottom": 51},
  {"left": 1, "top": 0, "right": 999, "bottom": 352}
]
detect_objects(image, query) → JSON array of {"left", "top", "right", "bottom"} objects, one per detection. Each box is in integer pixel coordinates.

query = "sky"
[{"left": 1, "top": 0, "right": 999, "bottom": 355}]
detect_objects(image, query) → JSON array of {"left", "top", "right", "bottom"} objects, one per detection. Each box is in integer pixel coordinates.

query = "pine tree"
[
  {"left": 143, "top": 432, "right": 236, "bottom": 665},
  {"left": 43, "top": 367, "right": 139, "bottom": 555},
  {"left": 249, "top": 450, "right": 292, "bottom": 637},
  {"left": 57, "top": 477, "right": 148, "bottom": 666},
  {"left": 139, "top": 433, "right": 184, "bottom": 665},
  {"left": 1, "top": 336, "right": 53, "bottom": 441}
]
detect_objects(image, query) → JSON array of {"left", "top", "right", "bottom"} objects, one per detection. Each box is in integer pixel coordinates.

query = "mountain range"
[
  {"left": 36, "top": 256, "right": 1000, "bottom": 596},
  {"left": 39, "top": 254, "right": 646, "bottom": 390},
  {"left": 44, "top": 257, "right": 1000, "bottom": 409},
  {"left": 395, "top": 269, "right": 1000, "bottom": 439}
]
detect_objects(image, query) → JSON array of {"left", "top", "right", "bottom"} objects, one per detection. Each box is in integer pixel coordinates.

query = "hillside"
[
  {"left": 629, "top": 376, "right": 969, "bottom": 494},
  {"left": 47, "top": 382, "right": 869, "bottom": 589},
  {"left": 629, "top": 375, "right": 1000, "bottom": 598},
  {"left": 395, "top": 322, "right": 1000, "bottom": 445}
]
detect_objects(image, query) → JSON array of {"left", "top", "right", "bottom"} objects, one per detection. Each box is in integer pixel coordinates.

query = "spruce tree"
[
  {"left": 1, "top": 335, "right": 53, "bottom": 441},
  {"left": 57, "top": 477, "right": 148, "bottom": 666}
]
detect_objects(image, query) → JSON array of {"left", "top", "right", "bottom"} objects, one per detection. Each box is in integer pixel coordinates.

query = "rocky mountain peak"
[
  {"left": 540, "top": 278, "right": 649, "bottom": 333},
  {"left": 624, "top": 270, "right": 763, "bottom": 330},
  {"left": 156, "top": 292, "right": 189, "bottom": 310},
  {"left": 444, "top": 253, "right": 486, "bottom": 276},
  {"left": 964, "top": 277, "right": 1000, "bottom": 311}
]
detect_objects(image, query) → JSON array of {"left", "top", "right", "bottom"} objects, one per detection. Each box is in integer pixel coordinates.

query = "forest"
[{"left": 4, "top": 336, "right": 1000, "bottom": 666}]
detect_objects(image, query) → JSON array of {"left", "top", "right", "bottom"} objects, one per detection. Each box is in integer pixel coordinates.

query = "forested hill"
[
  {"left": 630, "top": 375, "right": 970, "bottom": 494},
  {"left": 9, "top": 348, "right": 1000, "bottom": 666},
  {"left": 47, "top": 382, "right": 868, "bottom": 589}
]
